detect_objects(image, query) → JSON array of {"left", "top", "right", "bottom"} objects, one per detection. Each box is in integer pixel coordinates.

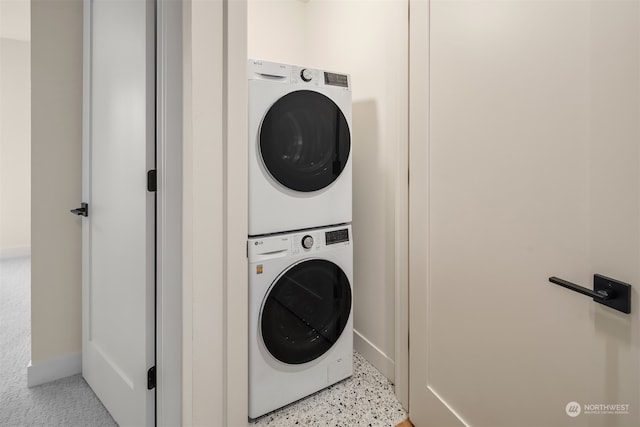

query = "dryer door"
[
  {"left": 259, "top": 90, "right": 351, "bottom": 192},
  {"left": 261, "top": 259, "right": 352, "bottom": 364}
]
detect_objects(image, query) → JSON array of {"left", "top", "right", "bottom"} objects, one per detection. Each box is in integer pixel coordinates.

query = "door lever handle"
[
  {"left": 549, "top": 277, "right": 611, "bottom": 300},
  {"left": 549, "top": 274, "right": 631, "bottom": 314},
  {"left": 70, "top": 202, "right": 89, "bottom": 217}
]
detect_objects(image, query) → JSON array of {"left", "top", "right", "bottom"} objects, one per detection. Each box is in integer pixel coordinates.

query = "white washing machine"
[
  {"left": 248, "top": 224, "right": 353, "bottom": 419},
  {"left": 248, "top": 59, "right": 352, "bottom": 236}
]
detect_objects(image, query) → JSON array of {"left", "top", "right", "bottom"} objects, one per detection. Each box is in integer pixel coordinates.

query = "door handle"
[
  {"left": 549, "top": 274, "right": 631, "bottom": 314},
  {"left": 70, "top": 202, "right": 89, "bottom": 217},
  {"left": 549, "top": 277, "right": 611, "bottom": 300}
]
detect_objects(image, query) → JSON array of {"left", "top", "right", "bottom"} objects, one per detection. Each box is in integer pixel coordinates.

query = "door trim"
[
  {"left": 81, "top": 5, "right": 92, "bottom": 413},
  {"left": 394, "top": 1, "right": 411, "bottom": 410},
  {"left": 407, "top": 0, "right": 466, "bottom": 424},
  {"left": 156, "top": 0, "right": 182, "bottom": 425}
]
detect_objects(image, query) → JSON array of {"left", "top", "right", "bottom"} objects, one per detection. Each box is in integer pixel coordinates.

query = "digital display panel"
[
  {"left": 324, "top": 72, "right": 349, "bottom": 88},
  {"left": 326, "top": 228, "right": 350, "bottom": 245}
]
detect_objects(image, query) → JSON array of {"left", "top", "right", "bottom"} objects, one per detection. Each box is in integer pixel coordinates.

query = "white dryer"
[
  {"left": 248, "top": 59, "right": 352, "bottom": 236},
  {"left": 248, "top": 224, "right": 353, "bottom": 419}
]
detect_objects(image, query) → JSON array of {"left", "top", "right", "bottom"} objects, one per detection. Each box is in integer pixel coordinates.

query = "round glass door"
[
  {"left": 259, "top": 90, "right": 351, "bottom": 192},
  {"left": 261, "top": 259, "right": 352, "bottom": 365}
]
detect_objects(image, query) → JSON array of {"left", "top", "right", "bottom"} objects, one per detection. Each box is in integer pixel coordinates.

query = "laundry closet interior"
[{"left": 246, "top": 0, "right": 409, "bottom": 413}]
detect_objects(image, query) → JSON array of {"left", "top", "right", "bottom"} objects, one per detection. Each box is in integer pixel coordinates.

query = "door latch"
[{"left": 147, "top": 366, "right": 156, "bottom": 390}]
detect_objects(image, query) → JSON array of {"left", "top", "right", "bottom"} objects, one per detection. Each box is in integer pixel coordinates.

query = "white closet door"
[
  {"left": 81, "top": 0, "right": 155, "bottom": 425},
  {"left": 409, "top": 1, "right": 640, "bottom": 426}
]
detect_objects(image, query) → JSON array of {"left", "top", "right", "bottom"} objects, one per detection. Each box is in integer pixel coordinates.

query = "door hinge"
[
  {"left": 70, "top": 202, "right": 89, "bottom": 217},
  {"left": 147, "top": 366, "right": 156, "bottom": 390},
  {"left": 147, "top": 169, "right": 157, "bottom": 192}
]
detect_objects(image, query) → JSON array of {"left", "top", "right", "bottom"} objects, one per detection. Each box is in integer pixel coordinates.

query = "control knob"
[
  {"left": 300, "top": 69, "right": 313, "bottom": 82},
  {"left": 301, "top": 235, "right": 314, "bottom": 249}
]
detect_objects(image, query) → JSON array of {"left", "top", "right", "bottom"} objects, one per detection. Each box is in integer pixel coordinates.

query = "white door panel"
[
  {"left": 410, "top": 1, "right": 639, "bottom": 426},
  {"left": 82, "top": 0, "right": 155, "bottom": 425}
]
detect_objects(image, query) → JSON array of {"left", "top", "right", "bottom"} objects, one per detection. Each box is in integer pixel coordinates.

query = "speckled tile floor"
[{"left": 250, "top": 351, "right": 407, "bottom": 426}]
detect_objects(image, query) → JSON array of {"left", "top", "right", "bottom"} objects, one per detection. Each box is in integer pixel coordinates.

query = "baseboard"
[
  {"left": 354, "top": 329, "right": 395, "bottom": 383},
  {"left": 27, "top": 351, "right": 82, "bottom": 387},
  {"left": 0, "top": 247, "right": 31, "bottom": 259}
]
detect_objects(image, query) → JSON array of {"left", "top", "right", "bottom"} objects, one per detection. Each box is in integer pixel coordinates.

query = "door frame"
[
  {"left": 391, "top": 0, "right": 418, "bottom": 414},
  {"left": 407, "top": 2, "right": 430, "bottom": 416},
  {"left": 156, "top": 0, "right": 182, "bottom": 425},
  {"left": 394, "top": 13, "right": 411, "bottom": 410},
  {"left": 405, "top": 0, "right": 466, "bottom": 424}
]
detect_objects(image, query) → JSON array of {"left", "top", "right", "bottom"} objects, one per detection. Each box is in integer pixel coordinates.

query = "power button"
[
  {"left": 300, "top": 69, "right": 313, "bottom": 82},
  {"left": 301, "top": 235, "right": 314, "bottom": 250}
]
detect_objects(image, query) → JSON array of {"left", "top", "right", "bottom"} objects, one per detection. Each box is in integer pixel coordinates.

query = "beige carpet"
[{"left": 0, "top": 256, "right": 116, "bottom": 427}]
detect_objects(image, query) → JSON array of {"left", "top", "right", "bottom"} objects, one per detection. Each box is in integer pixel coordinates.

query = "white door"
[
  {"left": 80, "top": 0, "right": 155, "bottom": 425},
  {"left": 409, "top": 1, "right": 639, "bottom": 426}
]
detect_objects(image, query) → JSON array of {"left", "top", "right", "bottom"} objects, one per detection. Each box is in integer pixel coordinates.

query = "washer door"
[
  {"left": 259, "top": 90, "right": 351, "bottom": 192},
  {"left": 261, "top": 259, "right": 352, "bottom": 365}
]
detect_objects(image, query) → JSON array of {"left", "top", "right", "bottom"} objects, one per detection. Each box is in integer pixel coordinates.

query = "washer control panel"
[
  {"left": 249, "top": 59, "right": 351, "bottom": 91},
  {"left": 293, "top": 226, "right": 350, "bottom": 254},
  {"left": 249, "top": 224, "right": 352, "bottom": 261}
]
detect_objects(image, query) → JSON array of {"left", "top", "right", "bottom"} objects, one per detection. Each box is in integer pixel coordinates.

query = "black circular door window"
[
  {"left": 261, "top": 259, "right": 352, "bottom": 365},
  {"left": 259, "top": 90, "right": 351, "bottom": 192}
]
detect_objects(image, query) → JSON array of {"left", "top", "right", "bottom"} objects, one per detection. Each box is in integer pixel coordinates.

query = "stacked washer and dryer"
[{"left": 247, "top": 59, "right": 354, "bottom": 419}]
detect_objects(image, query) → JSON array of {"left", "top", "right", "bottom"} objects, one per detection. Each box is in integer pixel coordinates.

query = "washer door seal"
[{"left": 261, "top": 259, "right": 352, "bottom": 365}]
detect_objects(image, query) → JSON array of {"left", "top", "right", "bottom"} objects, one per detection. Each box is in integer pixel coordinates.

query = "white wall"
[
  {"left": 30, "top": 0, "right": 83, "bottom": 365},
  {"left": 247, "top": 0, "right": 408, "bottom": 382},
  {"left": 247, "top": 0, "right": 307, "bottom": 65},
  {"left": 0, "top": 0, "right": 30, "bottom": 41},
  {"left": 0, "top": 37, "right": 31, "bottom": 257}
]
